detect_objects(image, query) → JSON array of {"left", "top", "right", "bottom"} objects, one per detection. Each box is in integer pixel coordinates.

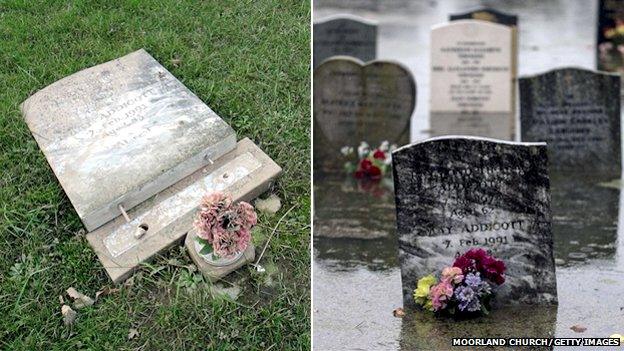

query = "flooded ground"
[
  {"left": 313, "top": 1, "right": 624, "bottom": 350},
  {"left": 314, "top": 174, "right": 624, "bottom": 350}
]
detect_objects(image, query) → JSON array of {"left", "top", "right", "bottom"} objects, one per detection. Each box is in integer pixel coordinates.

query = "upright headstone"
[
  {"left": 392, "top": 136, "right": 557, "bottom": 308},
  {"left": 449, "top": 9, "right": 519, "bottom": 117},
  {"left": 313, "top": 57, "right": 415, "bottom": 170},
  {"left": 519, "top": 67, "right": 621, "bottom": 175},
  {"left": 313, "top": 15, "right": 377, "bottom": 69},
  {"left": 597, "top": 0, "right": 624, "bottom": 74},
  {"left": 429, "top": 21, "right": 514, "bottom": 140}
]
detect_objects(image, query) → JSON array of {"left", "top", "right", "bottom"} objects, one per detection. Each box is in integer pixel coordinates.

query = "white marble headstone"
[
  {"left": 21, "top": 49, "right": 236, "bottom": 231},
  {"left": 430, "top": 21, "right": 514, "bottom": 140}
]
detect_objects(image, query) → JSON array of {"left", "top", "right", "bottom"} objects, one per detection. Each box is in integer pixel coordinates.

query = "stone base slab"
[{"left": 86, "top": 138, "right": 281, "bottom": 283}]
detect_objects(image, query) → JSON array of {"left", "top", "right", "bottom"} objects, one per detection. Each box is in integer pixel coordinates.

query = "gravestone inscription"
[
  {"left": 392, "top": 136, "right": 557, "bottom": 308},
  {"left": 519, "top": 67, "right": 621, "bottom": 174},
  {"left": 429, "top": 21, "right": 514, "bottom": 140},
  {"left": 313, "top": 15, "right": 377, "bottom": 69},
  {"left": 313, "top": 57, "right": 415, "bottom": 170}
]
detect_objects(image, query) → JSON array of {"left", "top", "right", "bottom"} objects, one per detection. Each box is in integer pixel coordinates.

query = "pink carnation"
[
  {"left": 441, "top": 266, "right": 464, "bottom": 284},
  {"left": 194, "top": 192, "right": 257, "bottom": 258},
  {"left": 429, "top": 281, "right": 454, "bottom": 311}
]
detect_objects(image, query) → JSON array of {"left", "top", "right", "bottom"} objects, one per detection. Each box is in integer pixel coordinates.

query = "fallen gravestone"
[
  {"left": 22, "top": 49, "right": 281, "bottom": 283},
  {"left": 313, "top": 14, "right": 377, "bottom": 69},
  {"left": 519, "top": 67, "right": 621, "bottom": 175},
  {"left": 392, "top": 136, "right": 557, "bottom": 309},
  {"left": 430, "top": 21, "right": 515, "bottom": 140},
  {"left": 313, "top": 56, "right": 415, "bottom": 170}
]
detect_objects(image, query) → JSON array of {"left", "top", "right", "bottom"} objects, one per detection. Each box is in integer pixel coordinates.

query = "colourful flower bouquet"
[
  {"left": 341, "top": 141, "right": 397, "bottom": 181},
  {"left": 193, "top": 192, "right": 257, "bottom": 259},
  {"left": 414, "top": 249, "right": 506, "bottom": 316}
]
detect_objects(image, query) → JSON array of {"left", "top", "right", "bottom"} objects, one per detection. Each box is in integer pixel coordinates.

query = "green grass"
[{"left": 0, "top": 1, "right": 310, "bottom": 350}]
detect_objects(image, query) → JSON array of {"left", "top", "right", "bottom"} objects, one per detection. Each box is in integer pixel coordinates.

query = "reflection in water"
[
  {"left": 400, "top": 306, "right": 557, "bottom": 350},
  {"left": 314, "top": 172, "right": 396, "bottom": 239},
  {"left": 551, "top": 173, "right": 619, "bottom": 265}
]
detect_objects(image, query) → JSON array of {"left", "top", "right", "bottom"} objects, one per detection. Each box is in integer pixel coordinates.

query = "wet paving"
[{"left": 313, "top": 1, "right": 624, "bottom": 350}]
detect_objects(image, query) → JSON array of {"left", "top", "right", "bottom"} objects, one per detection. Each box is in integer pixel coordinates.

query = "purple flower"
[
  {"left": 464, "top": 272, "right": 492, "bottom": 296},
  {"left": 464, "top": 272, "right": 482, "bottom": 288},
  {"left": 454, "top": 286, "right": 481, "bottom": 312}
]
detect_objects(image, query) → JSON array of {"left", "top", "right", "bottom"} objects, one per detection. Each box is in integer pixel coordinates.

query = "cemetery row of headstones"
[
  {"left": 314, "top": 4, "right": 624, "bottom": 308},
  {"left": 314, "top": 7, "right": 622, "bottom": 176}
]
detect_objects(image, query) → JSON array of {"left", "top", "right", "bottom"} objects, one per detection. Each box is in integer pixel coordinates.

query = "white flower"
[
  {"left": 379, "top": 140, "right": 390, "bottom": 152},
  {"left": 384, "top": 154, "right": 392, "bottom": 165},
  {"left": 357, "top": 142, "right": 370, "bottom": 158},
  {"left": 340, "top": 146, "right": 354, "bottom": 156},
  {"left": 390, "top": 144, "right": 398, "bottom": 152}
]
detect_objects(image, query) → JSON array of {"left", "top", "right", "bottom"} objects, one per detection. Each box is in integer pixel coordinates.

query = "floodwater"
[{"left": 313, "top": 1, "right": 624, "bottom": 350}]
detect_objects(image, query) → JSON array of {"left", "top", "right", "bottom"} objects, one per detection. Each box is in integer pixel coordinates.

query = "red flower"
[
  {"left": 373, "top": 149, "right": 386, "bottom": 160},
  {"left": 482, "top": 256, "right": 506, "bottom": 285},
  {"left": 452, "top": 255, "right": 473, "bottom": 273},
  {"left": 367, "top": 164, "right": 382, "bottom": 180},
  {"left": 355, "top": 158, "right": 382, "bottom": 180},
  {"left": 453, "top": 248, "right": 506, "bottom": 285}
]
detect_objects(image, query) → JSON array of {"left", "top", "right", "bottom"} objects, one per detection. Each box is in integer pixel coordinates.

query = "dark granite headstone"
[
  {"left": 597, "top": 0, "right": 624, "bottom": 73},
  {"left": 313, "top": 57, "right": 415, "bottom": 171},
  {"left": 313, "top": 15, "right": 377, "bottom": 69},
  {"left": 392, "top": 136, "right": 557, "bottom": 308},
  {"left": 449, "top": 8, "right": 518, "bottom": 26},
  {"left": 519, "top": 67, "right": 621, "bottom": 175}
]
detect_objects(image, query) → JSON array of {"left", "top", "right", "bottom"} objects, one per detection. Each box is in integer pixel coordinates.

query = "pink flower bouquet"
[{"left": 193, "top": 192, "right": 257, "bottom": 258}]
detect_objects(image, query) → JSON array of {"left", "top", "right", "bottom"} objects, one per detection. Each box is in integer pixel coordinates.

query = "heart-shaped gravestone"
[{"left": 313, "top": 57, "right": 416, "bottom": 153}]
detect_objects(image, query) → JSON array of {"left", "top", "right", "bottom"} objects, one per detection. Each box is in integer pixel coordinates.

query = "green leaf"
[
  {"left": 199, "top": 243, "right": 214, "bottom": 255},
  {"left": 195, "top": 236, "right": 210, "bottom": 245}
]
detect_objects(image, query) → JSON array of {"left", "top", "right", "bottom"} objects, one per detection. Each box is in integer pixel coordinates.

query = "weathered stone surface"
[
  {"left": 185, "top": 228, "right": 255, "bottom": 282},
  {"left": 86, "top": 138, "right": 281, "bottom": 283},
  {"left": 313, "top": 15, "right": 377, "bottom": 68},
  {"left": 392, "top": 136, "right": 557, "bottom": 308},
  {"left": 519, "top": 67, "right": 621, "bottom": 174},
  {"left": 430, "top": 21, "right": 514, "bottom": 140},
  {"left": 313, "top": 57, "right": 415, "bottom": 170},
  {"left": 449, "top": 8, "right": 518, "bottom": 25},
  {"left": 21, "top": 49, "right": 236, "bottom": 231}
]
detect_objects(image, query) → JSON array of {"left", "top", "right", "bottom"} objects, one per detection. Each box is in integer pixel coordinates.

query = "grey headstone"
[
  {"left": 313, "top": 57, "right": 415, "bottom": 170},
  {"left": 392, "top": 136, "right": 557, "bottom": 309},
  {"left": 519, "top": 67, "right": 621, "bottom": 175},
  {"left": 430, "top": 21, "right": 514, "bottom": 140},
  {"left": 313, "top": 15, "right": 377, "bottom": 69},
  {"left": 21, "top": 49, "right": 236, "bottom": 231}
]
